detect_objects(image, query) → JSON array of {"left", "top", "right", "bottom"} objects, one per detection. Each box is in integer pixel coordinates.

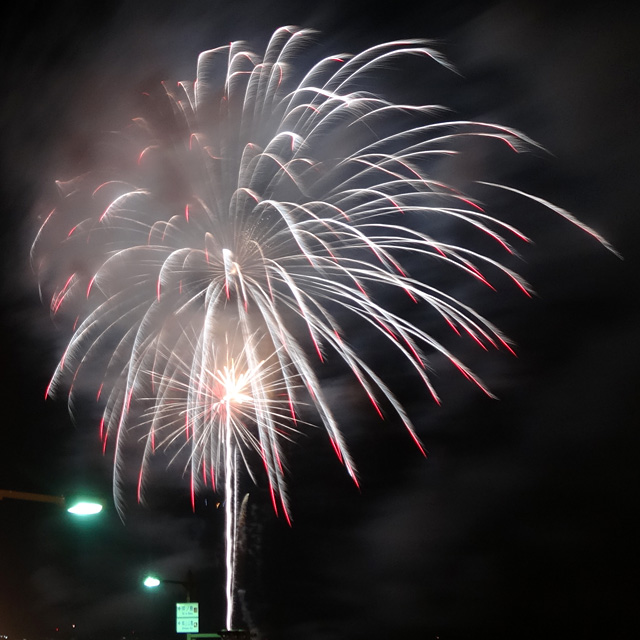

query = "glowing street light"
[
  {"left": 0, "top": 489, "right": 103, "bottom": 516},
  {"left": 143, "top": 572, "right": 194, "bottom": 601},
  {"left": 66, "top": 500, "right": 103, "bottom": 516}
]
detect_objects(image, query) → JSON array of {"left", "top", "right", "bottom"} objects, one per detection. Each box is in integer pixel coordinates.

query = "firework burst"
[{"left": 32, "top": 26, "right": 615, "bottom": 629}]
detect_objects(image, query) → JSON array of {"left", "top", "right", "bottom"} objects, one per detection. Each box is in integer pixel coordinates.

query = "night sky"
[{"left": 1, "top": 2, "right": 639, "bottom": 639}]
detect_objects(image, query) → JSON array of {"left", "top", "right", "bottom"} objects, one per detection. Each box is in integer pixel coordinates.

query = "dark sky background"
[{"left": 1, "top": 2, "right": 639, "bottom": 639}]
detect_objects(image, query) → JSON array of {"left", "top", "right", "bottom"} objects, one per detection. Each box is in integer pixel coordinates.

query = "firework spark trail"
[{"left": 32, "top": 26, "right": 616, "bottom": 629}]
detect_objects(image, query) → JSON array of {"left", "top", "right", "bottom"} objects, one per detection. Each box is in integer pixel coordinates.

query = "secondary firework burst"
[{"left": 32, "top": 26, "right": 615, "bottom": 630}]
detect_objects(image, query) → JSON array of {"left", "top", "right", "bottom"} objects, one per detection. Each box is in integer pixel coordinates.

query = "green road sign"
[{"left": 176, "top": 602, "right": 199, "bottom": 633}]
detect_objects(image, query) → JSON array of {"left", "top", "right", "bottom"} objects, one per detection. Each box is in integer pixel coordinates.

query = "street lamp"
[
  {"left": 143, "top": 571, "right": 194, "bottom": 601},
  {"left": 66, "top": 500, "right": 103, "bottom": 515},
  {"left": 65, "top": 496, "right": 103, "bottom": 516},
  {"left": 144, "top": 572, "right": 200, "bottom": 634},
  {"left": 0, "top": 489, "right": 103, "bottom": 516}
]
